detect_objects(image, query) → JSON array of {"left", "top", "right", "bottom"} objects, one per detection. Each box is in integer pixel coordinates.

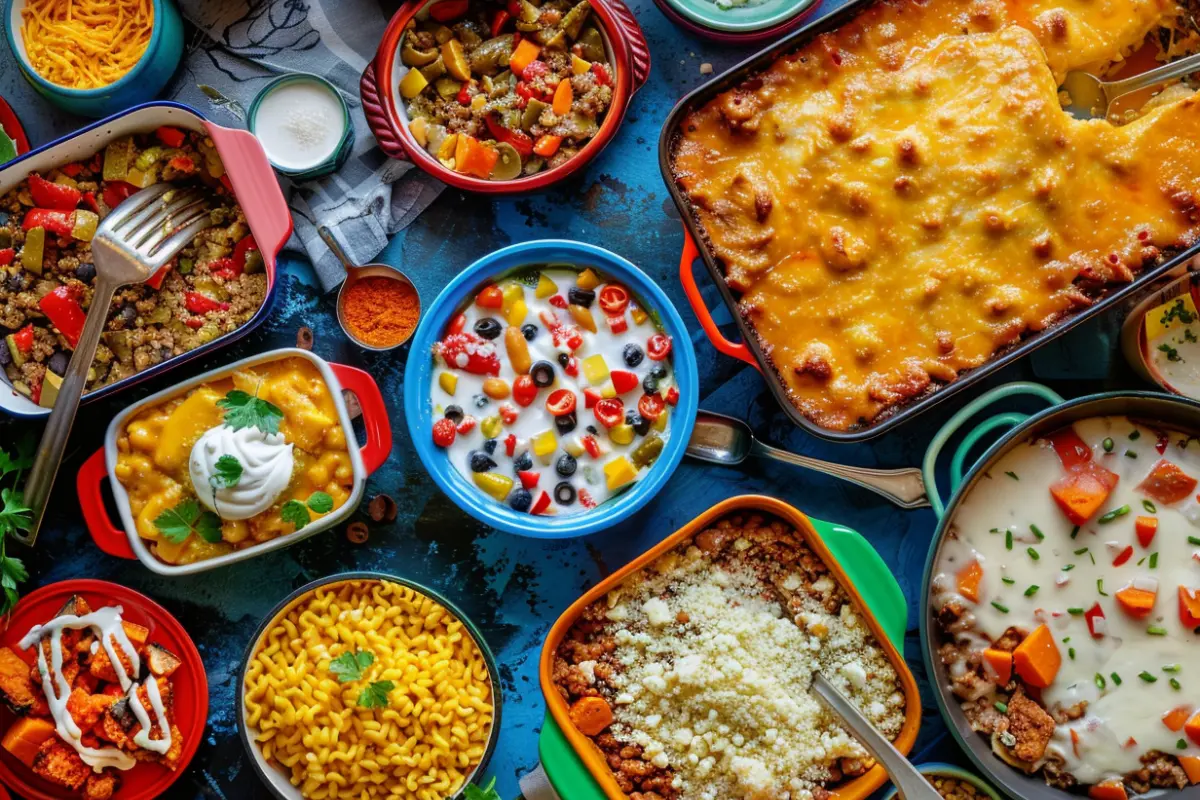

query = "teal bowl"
[
  {"left": 665, "top": 0, "right": 817, "bottom": 34},
  {"left": 881, "top": 763, "right": 1004, "bottom": 800},
  {"left": 4, "top": 0, "right": 184, "bottom": 118}
]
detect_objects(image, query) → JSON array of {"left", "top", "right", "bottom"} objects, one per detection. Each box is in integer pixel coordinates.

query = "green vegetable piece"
[
  {"left": 561, "top": 1, "right": 591, "bottom": 39},
  {"left": 420, "top": 55, "right": 447, "bottom": 81},
  {"left": 281, "top": 500, "right": 311, "bottom": 530},
  {"left": 5, "top": 335, "right": 25, "bottom": 368},
  {"left": 630, "top": 434, "right": 664, "bottom": 468},
  {"left": 134, "top": 146, "right": 165, "bottom": 173},
  {"left": 37, "top": 371, "right": 62, "bottom": 409},
  {"left": 469, "top": 35, "right": 515, "bottom": 76},
  {"left": 522, "top": 98, "right": 549, "bottom": 131},
  {"left": 307, "top": 491, "right": 334, "bottom": 514},
  {"left": 21, "top": 226, "right": 44, "bottom": 275},
  {"left": 575, "top": 27, "right": 604, "bottom": 61},
  {"left": 401, "top": 39, "right": 440, "bottom": 67},
  {"left": 102, "top": 137, "right": 136, "bottom": 181},
  {"left": 435, "top": 77, "right": 463, "bottom": 99}
]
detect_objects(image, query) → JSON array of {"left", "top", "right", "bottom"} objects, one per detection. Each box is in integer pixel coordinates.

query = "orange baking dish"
[{"left": 537, "top": 494, "right": 923, "bottom": 800}]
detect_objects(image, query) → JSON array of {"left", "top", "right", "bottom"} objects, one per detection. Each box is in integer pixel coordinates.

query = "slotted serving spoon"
[
  {"left": 812, "top": 673, "right": 941, "bottom": 800},
  {"left": 686, "top": 411, "right": 929, "bottom": 509},
  {"left": 16, "top": 185, "right": 214, "bottom": 546},
  {"left": 1062, "top": 51, "right": 1200, "bottom": 119}
]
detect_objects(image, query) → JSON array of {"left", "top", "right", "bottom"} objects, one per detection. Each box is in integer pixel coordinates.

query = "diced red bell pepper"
[
  {"left": 507, "top": 0, "right": 521, "bottom": 14},
  {"left": 530, "top": 490, "right": 552, "bottom": 515},
  {"left": 101, "top": 181, "right": 137, "bottom": 210},
  {"left": 0, "top": 248, "right": 13, "bottom": 266},
  {"left": 1135, "top": 516, "right": 1158, "bottom": 548},
  {"left": 60, "top": 162, "right": 83, "bottom": 178},
  {"left": 591, "top": 63, "right": 612, "bottom": 86},
  {"left": 1084, "top": 602, "right": 1107, "bottom": 638},
  {"left": 610, "top": 370, "right": 638, "bottom": 394},
  {"left": 1138, "top": 459, "right": 1198, "bottom": 505},
  {"left": 1179, "top": 586, "right": 1200, "bottom": 629},
  {"left": 184, "top": 317, "right": 205, "bottom": 329},
  {"left": 538, "top": 309, "right": 583, "bottom": 351},
  {"left": 521, "top": 59, "right": 550, "bottom": 81},
  {"left": 490, "top": 9, "right": 511, "bottom": 37},
  {"left": 1157, "top": 431, "right": 1170, "bottom": 455},
  {"left": 430, "top": 0, "right": 469, "bottom": 22},
  {"left": 446, "top": 313, "right": 467, "bottom": 336},
  {"left": 28, "top": 173, "right": 81, "bottom": 211},
  {"left": 518, "top": 470, "right": 540, "bottom": 489},
  {"left": 30, "top": 380, "right": 41, "bottom": 406},
  {"left": 184, "top": 291, "right": 228, "bottom": 315},
  {"left": 1048, "top": 427, "right": 1092, "bottom": 470},
  {"left": 12, "top": 323, "right": 33, "bottom": 355},
  {"left": 1112, "top": 545, "right": 1134, "bottom": 567},
  {"left": 505, "top": 434, "right": 518, "bottom": 457},
  {"left": 548, "top": 295, "right": 568, "bottom": 309},
  {"left": 209, "top": 257, "right": 241, "bottom": 280},
  {"left": 146, "top": 262, "right": 172, "bottom": 291},
  {"left": 230, "top": 234, "right": 259, "bottom": 272},
  {"left": 532, "top": 134, "right": 562, "bottom": 158},
  {"left": 564, "top": 356, "right": 579, "bottom": 377},
  {"left": 81, "top": 191, "right": 100, "bottom": 214},
  {"left": 584, "top": 388, "right": 602, "bottom": 409},
  {"left": 484, "top": 115, "right": 533, "bottom": 157},
  {"left": 457, "top": 81, "right": 474, "bottom": 106},
  {"left": 605, "top": 314, "right": 627, "bottom": 334},
  {"left": 578, "top": 488, "right": 596, "bottom": 509},
  {"left": 37, "top": 285, "right": 86, "bottom": 348},
  {"left": 167, "top": 155, "right": 197, "bottom": 174},
  {"left": 666, "top": 386, "right": 680, "bottom": 406},
  {"left": 23, "top": 208, "right": 73, "bottom": 237},
  {"left": 155, "top": 126, "right": 187, "bottom": 148},
  {"left": 437, "top": 332, "right": 501, "bottom": 375}
]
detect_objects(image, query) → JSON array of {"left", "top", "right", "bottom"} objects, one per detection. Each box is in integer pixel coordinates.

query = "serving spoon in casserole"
[{"left": 1062, "top": 51, "right": 1200, "bottom": 120}]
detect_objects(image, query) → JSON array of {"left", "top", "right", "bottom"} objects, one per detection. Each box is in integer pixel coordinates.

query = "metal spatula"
[
  {"left": 1062, "top": 51, "right": 1200, "bottom": 120},
  {"left": 16, "top": 184, "right": 214, "bottom": 546}
]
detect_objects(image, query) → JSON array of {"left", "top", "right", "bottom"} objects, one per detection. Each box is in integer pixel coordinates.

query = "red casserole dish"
[
  {"left": 361, "top": 0, "right": 650, "bottom": 193},
  {"left": 0, "top": 101, "right": 292, "bottom": 419}
]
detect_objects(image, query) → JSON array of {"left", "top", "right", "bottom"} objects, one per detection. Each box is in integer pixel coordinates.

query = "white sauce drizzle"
[{"left": 18, "top": 605, "right": 173, "bottom": 771}]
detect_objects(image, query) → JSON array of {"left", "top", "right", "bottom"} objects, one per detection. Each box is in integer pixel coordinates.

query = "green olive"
[
  {"left": 490, "top": 142, "right": 523, "bottom": 181},
  {"left": 630, "top": 434, "right": 664, "bottom": 468},
  {"left": 401, "top": 39, "right": 440, "bottom": 67},
  {"left": 521, "top": 98, "right": 549, "bottom": 131},
  {"left": 468, "top": 35, "right": 514, "bottom": 76}
]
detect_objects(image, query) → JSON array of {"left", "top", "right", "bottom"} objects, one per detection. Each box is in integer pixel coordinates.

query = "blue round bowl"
[
  {"left": 5, "top": 0, "right": 184, "bottom": 118},
  {"left": 405, "top": 240, "right": 700, "bottom": 539}
]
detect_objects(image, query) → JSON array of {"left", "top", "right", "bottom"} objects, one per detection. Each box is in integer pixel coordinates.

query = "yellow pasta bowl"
[
  {"left": 238, "top": 573, "right": 503, "bottom": 800},
  {"left": 5, "top": 0, "right": 184, "bottom": 118}
]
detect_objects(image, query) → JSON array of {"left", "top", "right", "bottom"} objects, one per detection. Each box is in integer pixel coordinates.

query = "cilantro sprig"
[
  {"left": 210, "top": 455, "right": 243, "bottom": 491},
  {"left": 357, "top": 680, "right": 394, "bottom": 710},
  {"left": 281, "top": 492, "right": 335, "bottom": 531},
  {"left": 217, "top": 390, "right": 284, "bottom": 434},
  {"left": 329, "top": 649, "right": 375, "bottom": 682},
  {"left": 153, "top": 499, "right": 222, "bottom": 544},
  {"left": 0, "top": 436, "right": 34, "bottom": 615}
]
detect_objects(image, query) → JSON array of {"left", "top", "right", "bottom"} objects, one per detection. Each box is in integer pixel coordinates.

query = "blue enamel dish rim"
[{"left": 404, "top": 240, "right": 699, "bottom": 539}]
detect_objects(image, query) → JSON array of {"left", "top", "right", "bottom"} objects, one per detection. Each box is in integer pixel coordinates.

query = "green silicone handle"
[
  {"left": 537, "top": 516, "right": 906, "bottom": 799},
  {"left": 922, "top": 382, "right": 1064, "bottom": 519}
]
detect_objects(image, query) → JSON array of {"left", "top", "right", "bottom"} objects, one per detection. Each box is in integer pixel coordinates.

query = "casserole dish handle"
[
  {"left": 603, "top": 0, "right": 651, "bottom": 93},
  {"left": 76, "top": 449, "right": 137, "bottom": 560},
  {"left": 360, "top": 63, "right": 411, "bottom": 163},
  {"left": 921, "top": 382, "right": 1064, "bottom": 518},
  {"left": 678, "top": 230, "right": 760, "bottom": 371},
  {"left": 330, "top": 363, "right": 393, "bottom": 475}
]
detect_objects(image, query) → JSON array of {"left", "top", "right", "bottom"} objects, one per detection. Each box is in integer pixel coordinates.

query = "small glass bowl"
[{"left": 248, "top": 73, "right": 354, "bottom": 180}]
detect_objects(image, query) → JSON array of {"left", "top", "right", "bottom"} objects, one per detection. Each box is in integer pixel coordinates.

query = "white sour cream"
[
  {"left": 253, "top": 78, "right": 346, "bottom": 171},
  {"left": 933, "top": 416, "right": 1200, "bottom": 786},
  {"left": 190, "top": 424, "right": 294, "bottom": 520}
]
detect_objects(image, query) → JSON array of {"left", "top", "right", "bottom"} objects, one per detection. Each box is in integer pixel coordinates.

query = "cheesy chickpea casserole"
[
  {"left": 552, "top": 512, "right": 908, "bottom": 800},
  {"left": 114, "top": 356, "right": 354, "bottom": 566},
  {"left": 672, "top": 0, "right": 1200, "bottom": 432}
]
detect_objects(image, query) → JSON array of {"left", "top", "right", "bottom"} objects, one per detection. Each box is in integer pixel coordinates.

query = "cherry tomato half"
[
  {"left": 476, "top": 284, "right": 504, "bottom": 309},
  {"left": 638, "top": 393, "right": 665, "bottom": 421},
  {"left": 594, "top": 398, "right": 624, "bottom": 428},
  {"left": 598, "top": 284, "right": 629, "bottom": 315},
  {"left": 647, "top": 333, "right": 672, "bottom": 361},
  {"left": 546, "top": 388, "right": 577, "bottom": 416}
]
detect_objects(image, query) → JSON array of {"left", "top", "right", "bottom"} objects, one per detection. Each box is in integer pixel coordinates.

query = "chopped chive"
[
  {"left": 1027, "top": 547, "right": 1040, "bottom": 561},
  {"left": 1089, "top": 551, "right": 1096, "bottom": 565},
  {"left": 1111, "top": 672, "right": 1123, "bottom": 686},
  {"left": 1074, "top": 547, "right": 1089, "bottom": 556},
  {"left": 1063, "top": 637, "right": 1071, "bottom": 643},
  {"left": 1063, "top": 564, "right": 1076, "bottom": 571},
  {"left": 1002, "top": 577, "right": 1016, "bottom": 585},
  {"left": 1006, "top": 471, "right": 1019, "bottom": 481},
  {"left": 1025, "top": 585, "right": 1040, "bottom": 597},
  {"left": 1069, "top": 647, "right": 1077, "bottom": 660},
  {"left": 1171, "top": 678, "right": 1182, "bottom": 691},
  {"left": 994, "top": 701, "right": 1008, "bottom": 713},
  {"left": 992, "top": 601, "right": 1010, "bottom": 613},
  {"left": 1143, "top": 499, "right": 1157, "bottom": 513},
  {"left": 1067, "top": 607, "right": 1085, "bottom": 615},
  {"left": 1006, "top": 530, "right": 1014, "bottom": 551},
  {"left": 1125, "top": 450, "right": 1138, "bottom": 459},
  {"left": 1098, "top": 579, "right": 1108, "bottom": 596},
  {"left": 1129, "top": 430, "right": 1141, "bottom": 441},
  {"left": 1140, "top": 671, "right": 1159, "bottom": 683},
  {"left": 1164, "top": 664, "right": 1182, "bottom": 673},
  {"left": 1070, "top": 525, "right": 1080, "bottom": 539},
  {"left": 1095, "top": 673, "right": 1106, "bottom": 689},
  {"left": 1189, "top": 536, "right": 1200, "bottom": 546},
  {"left": 1179, "top": 739, "right": 1189, "bottom": 750},
  {"left": 1150, "top": 552, "right": 1159, "bottom": 569},
  {"left": 1103, "top": 437, "right": 1114, "bottom": 452},
  {"left": 1137, "top": 556, "right": 1147, "bottom": 566},
  {"left": 1098, "top": 505, "right": 1130, "bottom": 523},
  {"left": 990, "top": 527, "right": 1001, "bottom": 534},
  {"left": 1149, "top": 625, "right": 1168, "bottom": 636},
  {"left": 1030, "top": 524, "right": 1045, "bottom": 541}
]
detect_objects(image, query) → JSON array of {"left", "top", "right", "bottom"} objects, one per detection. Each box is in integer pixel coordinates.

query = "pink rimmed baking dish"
[
  {"left": 75, "top": 348, "right": 392, "bottom": 576},
  {"left": 0, "top": 101, "right": 293, "bottom": 418}
]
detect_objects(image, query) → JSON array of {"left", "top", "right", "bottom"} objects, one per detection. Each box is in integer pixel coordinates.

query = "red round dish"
[
  {"left": 0, "top": 96, "right": 30, "bottom": 157},
  {"left": 0, "top": 580, "right": 208, "bottom": 800},
  {"left": 361, "top": 0, "right": 650, "bottom": 194}
]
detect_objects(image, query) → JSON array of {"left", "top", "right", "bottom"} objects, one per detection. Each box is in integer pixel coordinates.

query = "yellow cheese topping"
[{"left": 673, "top": 0, "right": 1200, "bottom": 431}]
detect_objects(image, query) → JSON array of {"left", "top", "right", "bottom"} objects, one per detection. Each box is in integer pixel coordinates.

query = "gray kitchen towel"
[{"left": 169, "top": 0, "right": 444, "bottom": 292}]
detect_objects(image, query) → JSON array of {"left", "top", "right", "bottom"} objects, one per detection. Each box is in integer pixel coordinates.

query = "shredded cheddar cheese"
[{"left": 21, "top": 0, "right": 154, "bottom": 90}]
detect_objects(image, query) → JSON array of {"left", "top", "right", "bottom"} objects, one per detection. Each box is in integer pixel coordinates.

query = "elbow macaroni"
[{"left": 244, "top": 580, "right": 496, "bottom": 799}]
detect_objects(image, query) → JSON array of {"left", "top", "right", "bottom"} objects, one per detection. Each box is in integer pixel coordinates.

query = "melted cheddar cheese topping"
[{"left": 673, "top": 0, "right": 1200, "bottom": 431}]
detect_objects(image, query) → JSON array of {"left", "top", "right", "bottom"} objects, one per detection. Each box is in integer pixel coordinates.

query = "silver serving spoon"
[
  {"left": 18, "top": 185, "right": 214, "bottom": 546},
  {"left": 811, "top": 673, "right": 941, "bottom": 800},
  {"left": 1062, "top": 51, "right": 1200, "bottom": 120},
  {"left": 686, "top": 411, "right": 929, "bottom": 509}
]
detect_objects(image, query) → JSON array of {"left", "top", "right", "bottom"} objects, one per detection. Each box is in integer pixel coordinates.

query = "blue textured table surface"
[{"left": 0, "top": 1, "right": 1134, "bottom": 797}]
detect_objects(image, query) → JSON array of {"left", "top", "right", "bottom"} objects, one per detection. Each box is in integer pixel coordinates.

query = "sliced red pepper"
[
  {"left": 564, "top": 356, "right": 579, "bottom": 377},
  {"left": 60, "top": 162, "right": 83, "bottom": 178},
  {"left": 499, "top": 403, "right": 519, "bottom": 425},
  {"left": 507, "top": 0, "right": 521, "bottom": 14},
  {"left": 101, "top": 180, "right": 137, "bottom": 210},
  {"left": 430, "top": 0, "right": 469, "bottom": 22},
  {"left": 37, "top": 285, "right": 87, "bottom": 348},
  {"left": 666, "top": 386, "right": 680, "bottom": 406},
  {"left": 518, "top": 470, "right": 540, "bottom": 489},
  {"left": 184, "top": 291, "right": 227, "bottom": 315},
  {"left": 546, "top": 389, "right": 576, "bottom": 416},
  {"left": 1048, "top": 427, "right": 1092, "bottom": 470},
  {"left": 584, "top": 388, "right": 602, "bottom": 409},
  {"left": 1179, "top": 586, "right": 1200, "bottom": 629},
  {"left": 12, "top": 324, "right": 33, "bottom": 355},
  {"left": 484, "top": 115, "right": 533, "bottom": 157},
  {"left": 457, "top": 81, "right": 474, "bottom": 106},
  {"left": 605, "top": 314, "right": 627, "bottom": 334},
  {"left": 1135, "top": 516, "right": 1158, "bottom": 548},
  {"left": 638, "top": 393, "right": 665, "bottom": 421},
  {"left": 1084, "top": 602, "right": 1107, "bottom": 639},
  {"left": 594, "top": 398, "right": 624, "bottom": 428},
  {"left": 437, "top": 332, "right": 501, "bottom": 375},
  {"left": 1157, "top": 431, "right": 1170, "bottom": 455},
  {"left": 598, "top": 285, "right": 630, "bottom": 315},
  {"left": 505, "top": 434, "right": 518, "bottom": 457},
  {"left": 209, "top": 257, "right": 241, "bottom": 280},
  {"left": 1112, "top": 545, "right": 1134, "bottom": 567},
  {"left": 145, "top": 261, "right": 172, "bottom": 291},
  {"left": 490, "top": 9, "right": 511, "bottom": 37},
  {"left": 155, "top": 126, "right": 187, "bottom": 148},
  {"left": 530, "top": 490, "right": 553, "bottom": 515},
  {"left": 23, "top": 208, "right": 73, "bottom": 237},
  {"left": 548, "top": 295, "right": 567, "bottom": 309},
  {"left": 578, "top": 488, "right": 596, "bottom": 509},
  {"left": 0, "top": 248, "right": 14, "bottom": 267},
  {"left": 28, "top": 173, "right": 81, "bottom": 211},
  {"left": 29, "top": 380, "right": 41, "bottom": 406},
  {"left": 610, "top": 370, "right": 638, "bottom": 394},
  {"left": 184, "top": 317, "right": 205, "bottom": 329},
  {"left": 81, "top": 191, "right": 100, "bottom": 214}
]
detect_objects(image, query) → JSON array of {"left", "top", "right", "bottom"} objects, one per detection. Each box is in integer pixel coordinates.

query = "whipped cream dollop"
[{"left": 189, "top": 425, "right": 294, "bottom": 520}]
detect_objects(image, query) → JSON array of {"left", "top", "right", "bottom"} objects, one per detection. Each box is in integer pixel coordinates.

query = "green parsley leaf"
[
  {"left": 463, "top": 778, "right": 502, "bottom": 800},
  {"left": 329, "top": 649, "right": 375, "bottom": 682},
  {"left": 357, "top": 680, "right": 394, "bottom": 710},
  {"left": 307, "top": 491, "right": 334, "bottom": 514},
  {"left": 153, "top": 499, "right": 222, "bottom": 544},
  {"left": 217, "top": 390, "right": 284, "bottom": 435},
  {"left": 281, "top": 500, "right": 311, "bottom": 530},
  {"left": 210, "top": 455, "right": 243, "bottom": 490},
  {"left": 0, "top": 487, "right": 32, "bottom": 539}
]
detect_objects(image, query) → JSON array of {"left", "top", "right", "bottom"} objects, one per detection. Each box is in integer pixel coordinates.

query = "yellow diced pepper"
[
  {"left": 577, "top": 268, "right": 602, "bottom": 290},
  {"left": 505, "top": 298, "right": 528, "bottom": 326},
  {"left": 582, "top": 354, "right": 609, "bottom": 385},
  {"left": 532, "top": 429, "right": 558, "bottom": 460},
  {"left": 535, "top": 273, "right": 558, "bottom": 299},
  {"left": 437, "top": 133, "right": 459, "bottom": 161},
  {"left": 399, "top": 68, "right": 429, "bottom": 99},
  {"left": 571, "top": 54, "right": 592, "bottom": 75},
  {"left": 604, "top": 456, "right": 637, "bottom": 490},
  {"left": 654, "top": 409, "right": 668, "bottom": 431},
  {"left": 474, "top": 472, "right": 514, "bottom": 501},
  {"left": 481, "top": 416, "right": 502, "bottom": 439},
  {"left": 630, "top": 305, "right": 648, "bottom": 325},
  {"left": 502, "top": 282, "right": 524, "bottom": 306},
  {"left": 609, "top": 424, "right": 634, "bottom": 446},
  {"left": 601, "top": 381, "right": 617, "bottom": 399},
  {"left": 439, "top": 371, "right": 458, "bottom": 395}
]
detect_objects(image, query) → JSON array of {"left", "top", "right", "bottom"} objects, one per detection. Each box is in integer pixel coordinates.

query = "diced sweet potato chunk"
[
  {"left": 0, "top": 646, "right": 39, "bottom": 715},
  {"left": 1, "top": 717, "right": 56, "bottom": 767},
  {"left": 1050, "top": 462, "right": 1119, "bottom": 524},
  {"left": 1013, "top": 624, "right": 1061, "bottom": 688},
  {"left": 1138, "top": 459, "right": 1198, "bottom": 505}
]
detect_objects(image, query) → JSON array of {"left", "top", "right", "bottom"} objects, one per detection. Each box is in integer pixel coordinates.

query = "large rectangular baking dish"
[
  {"left": 657, "top": 0, "right": 1200, "bottom": 442},
  {"left": 0, "top": 102, "right": 293, "bottom": 418},
  {"left": 536, "top": 494, "right": 922, "bottom": 800}
]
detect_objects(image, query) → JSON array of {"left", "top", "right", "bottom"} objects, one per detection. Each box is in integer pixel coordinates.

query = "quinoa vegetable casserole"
[
  {"left": 671, "top": 0, "right": 1200, "bottom": 433},
  {"left": 0, "top": 127, "right": 266, "bottom": 408},
  {"left": 552, "top": 511, "right": 909, "bottom": 800}
]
